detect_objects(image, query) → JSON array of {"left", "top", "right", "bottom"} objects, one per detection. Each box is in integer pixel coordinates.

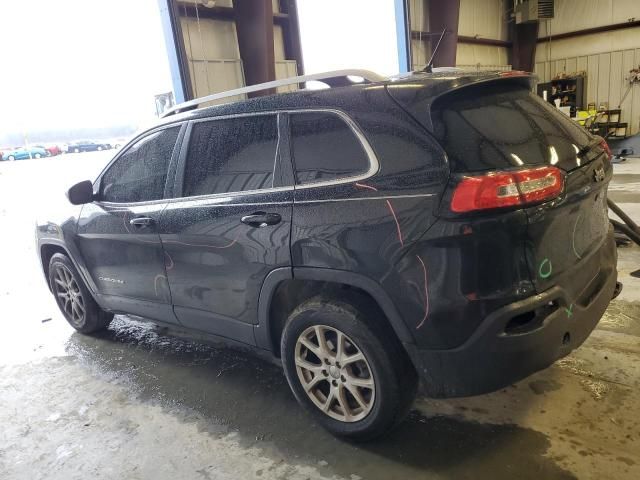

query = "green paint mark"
[
  {"left": 538, "top": 258, "right": 552, "bottom": 279},
  {"left": 564, "top": 304, "right": 573, "bottom": 318}
]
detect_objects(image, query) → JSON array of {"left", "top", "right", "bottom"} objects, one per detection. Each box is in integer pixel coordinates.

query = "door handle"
[
  {"left": 129, "top": 216, "right": 155, "bottom": 227},
  {"left": 240, "top": 212, "right": 281, "bottom": 228}
]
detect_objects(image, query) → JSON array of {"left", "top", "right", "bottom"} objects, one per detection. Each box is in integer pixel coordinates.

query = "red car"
[{"left": 43, "top": 145, "right": 62, "bottom": 156}]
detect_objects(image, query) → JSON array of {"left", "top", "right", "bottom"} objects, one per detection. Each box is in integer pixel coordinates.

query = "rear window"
[{"left": 432, "top": 84, "right": 592, "bottom": 172}]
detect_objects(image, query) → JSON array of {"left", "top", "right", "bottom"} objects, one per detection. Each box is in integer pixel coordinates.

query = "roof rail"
[{"left": 161, "top": 69, "right": 386, "bottom": 117}]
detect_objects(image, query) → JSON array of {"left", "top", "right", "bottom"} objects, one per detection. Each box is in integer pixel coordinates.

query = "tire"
[
  {"left": 97, "top": 146, "right": 102, "bottom": 151},
  {"left": 281, "top": 295, "right": 417, "bottom": 441},
  {"left": 7, "top": 155, "right": 15, "bottom": 161},
  {"left": 34, "top": 153, "right": 41, "bottom": 159},
  {"left": 48, "top": 253, "right": 113, "bottom": 334}
]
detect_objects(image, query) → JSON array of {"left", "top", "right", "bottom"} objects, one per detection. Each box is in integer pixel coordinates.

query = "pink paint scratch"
[
  {"left": 354, "top": 182, "right": 378, "bottom": 192},
  {"left": 415, "top": 255, "right": 429, "bottom": 329},
  {"left": 385, "top": 199, "right": 404, "bottom": 247},
  {"left": 354, "top": 182, "right": 404, "bottom": 246}
]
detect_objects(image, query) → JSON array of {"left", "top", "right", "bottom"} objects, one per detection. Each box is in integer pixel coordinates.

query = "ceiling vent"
[{"left": 514, "top": 0, "right": 555, "bottom": 24}]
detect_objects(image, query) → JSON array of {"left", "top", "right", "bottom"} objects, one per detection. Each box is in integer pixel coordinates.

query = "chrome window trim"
[{"left": 98, "top": 108, "right": 379, "bottom": 207}]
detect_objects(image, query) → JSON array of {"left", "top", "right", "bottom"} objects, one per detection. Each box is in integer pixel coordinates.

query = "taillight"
[
  {"left": 451, "top": 166, "right": 564, "bottom": 213},
  {"left": 599, "top": 138, "right": 613, "bottom": 161}
]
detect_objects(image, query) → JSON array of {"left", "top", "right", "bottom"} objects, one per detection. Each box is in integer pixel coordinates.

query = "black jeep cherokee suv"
[{"left": 36, "top": 70, "right": 618, "bottom": 440}]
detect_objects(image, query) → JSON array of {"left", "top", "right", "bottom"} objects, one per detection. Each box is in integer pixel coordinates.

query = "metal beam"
[
  {"left": 176, "top": 2, "right": 290, "bottom": 25},
  {"left": 428, "top": 0, "right": 460, "bottom": 68},
  {"left": 537, "top": 20, "right": 640, "bottom": 43},
  {"left": 157, "top": 0, "right": 193, "bottom": 102},
  {"left": 234, "top": 0, "right": 276, "bottom": 96},
  {"left": 412, "top": 31, "right": 512, "bottom": 48}
]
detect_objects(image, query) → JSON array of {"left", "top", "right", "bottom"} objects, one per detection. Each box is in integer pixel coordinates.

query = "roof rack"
[{"left": 161, "top": 69, "right": 386, "bottom": 117}]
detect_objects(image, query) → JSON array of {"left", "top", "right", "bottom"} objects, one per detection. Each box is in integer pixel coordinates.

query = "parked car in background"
[
  {"left": 34, "top": 145, "right": 62, "bottom": 157},
  {"left": 3, "top": 146, "right": 48, "bottom": 160},
  {"left": 110, "top": 138, "right": 128, "bottom": 149},
  {"left": 44, "top": 144, "right": 62, "bottom": 156},
  {"left": 68, "top": 141, "right": 112, "bottom": 153}
]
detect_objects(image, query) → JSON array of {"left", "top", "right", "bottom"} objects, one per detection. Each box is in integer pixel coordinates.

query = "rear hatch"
[{"left": 428, "top": 81, "right": 611, "bottom": 294}]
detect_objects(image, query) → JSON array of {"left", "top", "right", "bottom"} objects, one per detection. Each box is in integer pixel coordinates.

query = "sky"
[
  {"left": 0, "top": 0, "right": 173, "bottom": 140},
  {"left": 0, "top": 0, "right": 402, "bottom": 144},
  {"left": 296, "top": 0, "right": 401, "bottom": 76}
]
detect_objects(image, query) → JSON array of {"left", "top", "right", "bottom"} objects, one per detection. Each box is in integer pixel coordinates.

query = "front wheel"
[
  {"left": 74, "top": 148, "right": 80, "bottom": 153},
  {"left": 7, "top": 155, "right": 15, "bottom": 161},
  {"left": 97, "top": 146, "right": 102, "bottom": 151},
  {"left": 48, "top": 253, "right": 113, "bottom": 333},
  {"left": 281, "top": 296, "right": 417, "bottom": 441},
  {"left": 34, "top": 153, "right": 42, "bottom": 159}
]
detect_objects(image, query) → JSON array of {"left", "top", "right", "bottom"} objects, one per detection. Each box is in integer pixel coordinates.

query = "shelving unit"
[{"left": 537, "top": 76, "right": 586, "bottom": 116}]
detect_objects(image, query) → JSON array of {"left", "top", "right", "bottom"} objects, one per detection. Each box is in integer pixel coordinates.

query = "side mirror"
[{"left": 67, "top": 180, "right": 95, "bottom": 205}]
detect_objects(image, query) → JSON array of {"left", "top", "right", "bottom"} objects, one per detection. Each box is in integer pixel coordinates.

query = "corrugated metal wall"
[
  {"left": 538, "top": 0, "right": 640, "bottom": 35},
  {"left": 179, "top": 1, "right": 296, "bottom": 100},
  {"left": 410, "top": 0, "right": 509, "bottom": 69},
  {"left": 534, "top": 0, "right": 640, "bottom": 134},
  {"left": 535, "top": 48, "right": 640, "bottom": 134}
]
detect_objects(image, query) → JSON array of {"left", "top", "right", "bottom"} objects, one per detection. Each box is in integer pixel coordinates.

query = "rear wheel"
[
  {"left": 48, "top": 253, "right": 113, "bottom": 333},
  {"left": 34, "top": 153, "right": 41, "bottom": 159},
  {"left": 7, "top": 155, "right": 15, "bottom": 161},
  {"left": 74, "top": 148, "right": 80, "bottom": 153},
  {"left": 281, "top": 296, "right": 417, "bottom": 441},
  {"left": 97, "top": 146, "right": 103, "bottom": 151}
]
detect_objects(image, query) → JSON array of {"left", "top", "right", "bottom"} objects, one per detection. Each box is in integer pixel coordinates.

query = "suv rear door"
[
  {"left": 75, "top": 124, "right": 184, "bottom": 324},
  {"left": 158, "top": 112, "right": 292, "bottom": 343}
]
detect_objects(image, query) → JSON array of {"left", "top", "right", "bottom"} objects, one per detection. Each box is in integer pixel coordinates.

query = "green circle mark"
[{"left": 538, "top": 258, "right": 552, "bottom": 279}]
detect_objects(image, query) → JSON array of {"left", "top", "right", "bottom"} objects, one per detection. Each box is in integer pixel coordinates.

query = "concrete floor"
[{"left": 1, "top": 152, "right": 638, "bottom": 480}]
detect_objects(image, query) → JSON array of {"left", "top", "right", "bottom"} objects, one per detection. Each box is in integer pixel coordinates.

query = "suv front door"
[
  {"left": 158, "top": 113, "right": 292, "bottom": 344},
  {"left": 75, "top": 124, "right": 184, "bottom": 324}
]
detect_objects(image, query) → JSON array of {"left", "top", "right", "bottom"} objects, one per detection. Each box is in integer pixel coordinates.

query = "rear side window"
[
  {"left": 432, "top": 84, "right": 592, "bottom": 172},
  {"left": 290, "top": 112, "right": 369, "bottom": 184},
  {"left": 183, "top": 115, "right": 278, "bottom": 197},
  {"left": 101, "top": 127, "right": 180, "bottom": 203}
]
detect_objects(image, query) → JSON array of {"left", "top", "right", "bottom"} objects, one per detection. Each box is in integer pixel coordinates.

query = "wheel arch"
[
  {"left": 39, "top": 241, "right": 95, "bottom": 297},
  {"left": 254, "top": 267, "right": 414, "bottom": 356}
]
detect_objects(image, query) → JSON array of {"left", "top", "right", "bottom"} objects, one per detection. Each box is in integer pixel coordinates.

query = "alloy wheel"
[
  {"left": 52, "top": 265, "right": 85, "bottom": 326},
  {"left": 294, "top": 325, "right": 375, "bottom": 422}
]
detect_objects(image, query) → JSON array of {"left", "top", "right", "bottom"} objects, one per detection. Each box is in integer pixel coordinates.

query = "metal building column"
[
  {"left": 428, "top": 0, "right": 460, "bottom": 68},
  {"left": 511, "top": 22, "right": 539, "bottom": 72},
  {"left": 395, "top": 0, "right": 411, "bottom": 73},
  {"left": 157, "top": 0, "right": 192, "bottom": 102},
  {"left": 281, "top": 0, "right": 304, "bottom": 76},
  {"left": 234, "top": 0, "right": 276, "bottom": 96}
]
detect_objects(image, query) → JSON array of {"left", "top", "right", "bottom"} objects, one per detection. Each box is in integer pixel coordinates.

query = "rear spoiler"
[{"left": 386, "top": 71, "right": 536, "bottom": 132}]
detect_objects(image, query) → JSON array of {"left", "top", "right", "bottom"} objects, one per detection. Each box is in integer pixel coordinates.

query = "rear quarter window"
[
  {"left": 432, "top": 84, "right": 592, "bottom": 172},
  {"left": 290, "top": 111, "right": 369, "bottom": 184}
]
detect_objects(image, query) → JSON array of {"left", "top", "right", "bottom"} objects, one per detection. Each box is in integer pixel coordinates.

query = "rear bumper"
[{"left": 405, "top": 230, "right": 618, "bottom": 397}]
